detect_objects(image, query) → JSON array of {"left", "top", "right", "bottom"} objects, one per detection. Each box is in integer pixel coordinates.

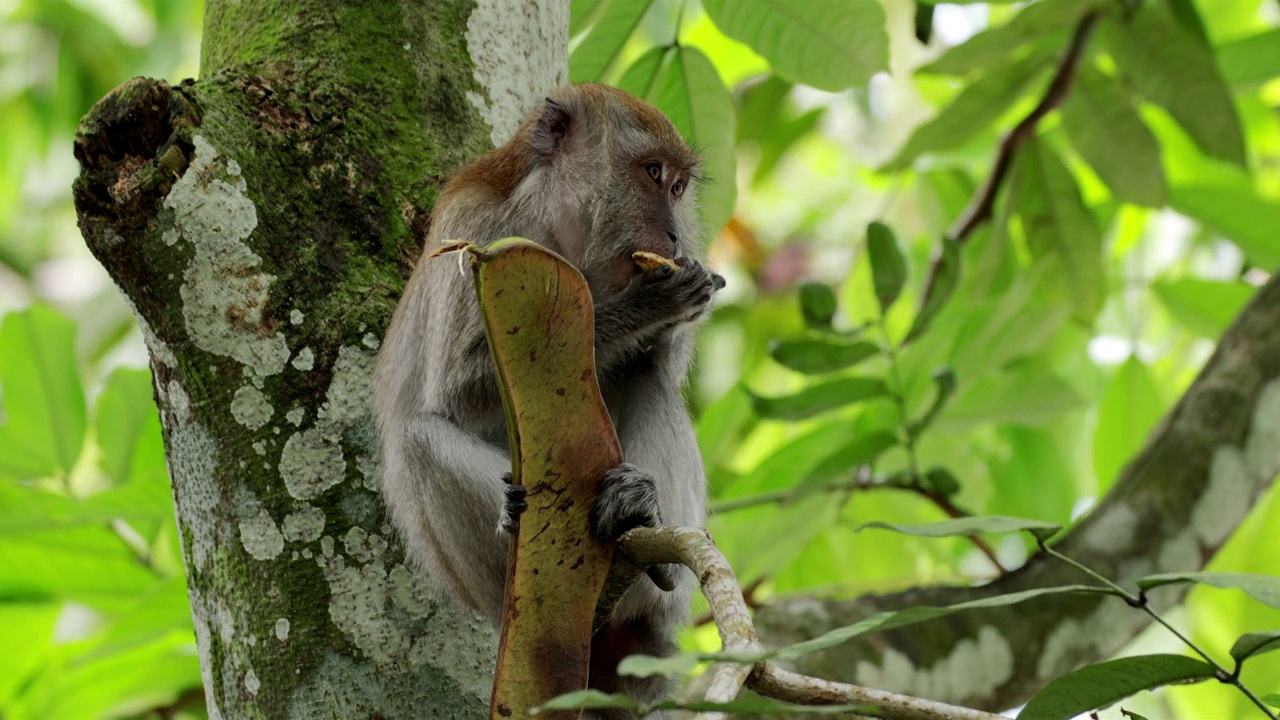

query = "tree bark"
[{"left": 72, "top": 2, "right": 566, "bottom": 717}]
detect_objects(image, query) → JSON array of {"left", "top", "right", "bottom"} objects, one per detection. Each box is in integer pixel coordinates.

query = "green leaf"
[
  {"left": 941, "top": 362, "right": 1084, "bottom": 428},
  {"left": 909, "top": 367, "right": 956, "bottom": 436},
  {"left": 1060, "top": 67, "right": 1165, "bottom": 207},
  {"left": 769, "top": 338, "right": 878, "bottom": 375},
  {"left": 0, "top": 305, "right": 87, "bottom": 478},
  {"left": 884, "top": 52, "right": 1052, "bottom": 171},
  {"left": 95, "top": 367, "right": 165, "bottom": 488},
  {"left": 797, "top": 282, "right": 838, "bottom": 329},
  {"left": 617, "top": 652, "right": 699, "bottom": 677},
  {"left": 569, "top": 0, "right": 607, "bottom": 36},
  {"left": 0, "top": 525, "right": 159, "bottom": 601},
  {"left": 701, "top": 0, "right": 887, "bottom": 91},
  {"left": 1136, "top": 572, "right": 1280, "bottom": 609},
  {"left": 1101, "top": 5, "right": 1246, "bottom": 167},
  {"left": 1092, "top": 356, "right": 1164, "bottom": 489},
  {"left": 866, "top": 222, "right": 906, "bottom": 313},
  {"left": 919, "top": 0, "right": 1096, "bottom": 76},
  {"left": 1018, "top": 655, "right": 1215, "bottom": 720},
  {"left": 1218, "top": 28, "right": 1280, "bottom": 88},
  {"left": 1014, "top": 138, "right": 1104, "bottom": 322},
  {"left": 750, "top": 377, "right": 886, "bottom": 421},
  {"left": 1169, "top": 184, "right": 1280, "bottom": 269},
  {"left": 618, "top": 46, "right": 737, "bottom": 234},
  {"left": 540, "top": 688, "right": 872, "bottom": 714},
  {"left": 792, "top": 431, "right": 897, "bottom": 499},
  {"left": 569, "top": 0, "right": 654, "bottom": 82},
  {"left": 1152, "top": 278, "right": 1256, "bottom": 339},
  {"left": 538, "top": 689, "right": 640, "bottom": 711},
  {"left": 859, "top": 515, "right": 1061, "bottom": 539},
  {"left": 733, "top": 421, "right": 855, "bottom": 495},
  {"left": 0, "top": 603, "right": 60, "bottom": 706},
  {"left": 906, "top": 237, "right": 962, "bottom": 342},
  {"left": 1230, "top": 632, "right": 1280, "bottom": 665},
  {"left": 922, "top": 467, "right": 960, "bottom": 496},
  {"left": 1262, "top": 693, "right": 1280, "bottom": 708}
]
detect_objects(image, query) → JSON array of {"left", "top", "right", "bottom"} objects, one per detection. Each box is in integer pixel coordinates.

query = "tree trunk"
[{"left": 72, "top": 2, "right": 567, "bottom": 717}]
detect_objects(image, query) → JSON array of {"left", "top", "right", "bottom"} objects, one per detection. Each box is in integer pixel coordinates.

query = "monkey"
[{"left": 373, "top": 83, "right": 722, "bottom": 713}]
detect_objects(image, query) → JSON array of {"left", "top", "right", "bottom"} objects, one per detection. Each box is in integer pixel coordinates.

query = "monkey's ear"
[{"left": 530, "top": 97, "right": 572, "bottom": 156}]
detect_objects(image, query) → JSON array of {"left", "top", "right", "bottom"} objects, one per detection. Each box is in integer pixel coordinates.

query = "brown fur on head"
[{"left": 432, "top": 83, "right": 703, "bottom": 298}]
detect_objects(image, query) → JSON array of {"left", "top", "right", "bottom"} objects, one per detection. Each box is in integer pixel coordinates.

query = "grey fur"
[{"left": 373, "top": 84, "right": 713, "bottom": 712}]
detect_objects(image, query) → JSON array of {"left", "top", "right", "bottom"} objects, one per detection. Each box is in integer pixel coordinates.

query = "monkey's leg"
[{"left": 402, "top": 412, "right": 513, "bottom": 622}]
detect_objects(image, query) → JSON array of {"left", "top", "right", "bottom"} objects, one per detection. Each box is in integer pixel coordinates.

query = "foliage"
[{"left": 6, "top": 0, "right": 1280, "bottom": 716}]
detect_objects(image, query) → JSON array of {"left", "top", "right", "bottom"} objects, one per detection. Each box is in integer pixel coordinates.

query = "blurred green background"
[{"left": 3, "top": 0, "right": 1279, "bottom": 717}]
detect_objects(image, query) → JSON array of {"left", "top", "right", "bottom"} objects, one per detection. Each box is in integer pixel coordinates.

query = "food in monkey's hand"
[{"left": 632, "top": 250, "right": 679, "bottom": 272}]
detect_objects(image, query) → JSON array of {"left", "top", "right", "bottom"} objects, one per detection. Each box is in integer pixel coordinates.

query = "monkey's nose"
[{"left": 667, "top": 232, "right": 679, "bottom": 249}]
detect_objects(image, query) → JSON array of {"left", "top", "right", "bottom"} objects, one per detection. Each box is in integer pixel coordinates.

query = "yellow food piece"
[{"left": 632, "top": 250, "right": 678, "bottom": 272}]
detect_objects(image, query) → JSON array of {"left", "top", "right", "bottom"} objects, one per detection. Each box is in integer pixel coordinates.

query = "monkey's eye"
[
  {"left": 644, "top": 162, "right": 663, "bottom": 184},
  {"left": 671, "top": 179, "right": 685, "bottom": 199}
]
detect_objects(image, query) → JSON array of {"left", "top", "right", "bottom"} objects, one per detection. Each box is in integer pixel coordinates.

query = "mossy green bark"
[{"left": 71, "top": 1, "right": 551, "bottom": 717}]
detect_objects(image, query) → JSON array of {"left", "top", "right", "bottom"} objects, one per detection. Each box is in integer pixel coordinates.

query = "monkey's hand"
[
  {"left": 619, "top": 257, "right": 725, "bottom": 329},
  {"left": 499, "top": 472, "right": 527, "bottom": 536},
  {"left": 590, "top": 463, "right": 679, "bottom": 592}
]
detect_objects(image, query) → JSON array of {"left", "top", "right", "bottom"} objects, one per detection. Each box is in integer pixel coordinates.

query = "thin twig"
[{"left": 919, "top": 10, "right": 1101, "bottom": 309}]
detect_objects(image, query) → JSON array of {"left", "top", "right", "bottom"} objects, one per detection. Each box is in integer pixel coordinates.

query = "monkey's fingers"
[
  {"left": 645, "top": 563, "right": 679, "bottom": 592},
  {"left": 632, "top": 250, "right": 678, "bottom": 272},
  {"left": 500, "top": 483, "right": 527, "bottom": 535}
]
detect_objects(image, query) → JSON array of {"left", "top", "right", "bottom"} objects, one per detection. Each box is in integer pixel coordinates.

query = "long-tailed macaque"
[{"left": 373, "top": 83, "right": 721, "bottom": 711}]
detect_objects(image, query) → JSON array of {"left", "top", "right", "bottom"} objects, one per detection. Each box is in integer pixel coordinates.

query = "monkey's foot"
[
  {"left": 499, "top": 473, "right": 527, "bottom": 535},
  {"left": 590, "top": 463, "right": 662, "bottom": 541}
]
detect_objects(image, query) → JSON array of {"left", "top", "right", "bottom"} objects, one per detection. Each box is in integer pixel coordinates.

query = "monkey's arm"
[{"left": 592, "top": 259, "right": 721, "bottom": 372}]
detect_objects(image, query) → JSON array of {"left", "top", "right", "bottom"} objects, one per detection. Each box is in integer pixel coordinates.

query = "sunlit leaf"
[
  {"left": 906, "top": 238, "right": 962, "bottom": 342},
  {"left": 941, "top": 362, "right": 1084, "bottom": 428},
  {"left": 1018, "top": 655, "right": 1215, "bottom": 720},
  {"left": 1218, "top": 28, "right": 1280, "bottom": 88},
  {"left": 1169, "top": 184, "right": 1280, "bottom": 269},
  {"left": 618, "top": 46, "right": 737, "bottom": 234},
  {"left": 0, "top": 603, "right": 60, "bottom": 706},
  {"left": 1136, "top": 572, "right": 1280, "bottom": 609},
  {"left": 1101, "top": 4, "right": 1246, "bottom": 167},
  {"left": 0, "top": 305, "right": 87, "bottom": 478},
  {"left": 569, "top": 0, "right": 654, "bottom": 82},
  {"left": 750, "top": 377, "right": 886, "bottom": 420},
  {"left": 701, "top": 0, "right": 887, "bottom": 91},
  {"left": 885, "top": 53, "right": 1052, "bottom": 171},
  {"left": 1092, "top": 356, "right": 1164, "bottom": 490},
  {"left": 1061, "top": 67, "right": 1165, "bottom": 207},
  {"left": 1262, "top": 693, "right": 1280, "bottom": 708},
  {"left": 1152, "top": 278, "right": 1255, "bottom": 339},
  {"left": 570, "top": 0, "right": 607, "bottom": 36},
  {"left": 919, "top": 0, "right": 1096, "bottom": 76},
  {"left": 1014, "top": 138, "right": 1104, "bottom": 322},
  {"left": 95, "top": 367, "right": 165, "bottom": 488},
  {"left": 910, "top": 367, "right": 956, "bottom": 436},
  {"left": 791, "top": 431, "right": 897, "bottom": 498},
  {"left": 769, "top": 338, "right": 878, "bottom": 375}
]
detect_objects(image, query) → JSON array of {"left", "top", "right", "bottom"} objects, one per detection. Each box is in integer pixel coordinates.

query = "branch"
[
  {"left": 619, "top": 527, "right": 1003, "bottom": 720},
  {"left": 919, "top": 10, "right": 1101, "bottom": 308}
]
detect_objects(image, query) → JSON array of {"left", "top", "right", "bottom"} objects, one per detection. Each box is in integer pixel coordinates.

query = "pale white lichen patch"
[
  {"left": 188, "top": 588, "right": 224, "bottom": 720},
  {"left": 279, "top": 428, "right": 346, "bottom": 500},
  {"left": 231, "top": 385, "right": 273, "bottom": 430},
  {"left": 292, "top": 347, "right": 315, "bottom": 371},
  {"left": 240, "top": 507, "right": 285, "bottom": 560},
  {"left": 283, "top": 505, "right": 326, "bottom": 543},
  {"left": 318, "top": 346, "right": 374, "bottom": 425},
  {"left": 1080, "top": 502, "right": 1138, "bottom": 554},
  {"left": 316, "top": 547, "right": 410, "bottom": 665},
  {"left": 244, "top": 669, "right": 260, "bottom": 695},
  {"left": 1036, "top": 600, "right": 1134, "bottom": 680},
  {"left": 275, "top": 617, "right": 291, "bottom": 641},
  {"left": 362, "top": 332, "right": 380, "bottom": 349},
  {"left": 357, "top": 454, "right": 381, "bottom": 492},
  {"left": 163, "top": 135, "right": 289, "bottom": 376},
  {"left": 286, "top": 407, "right": 305, "bottom": 426},
  {"left": 166, "top": 379, "right": 192, "bottom": 424},
  {"left": 464, "top": 0, "right": 569, "bottom": 145},
  {"left": 167, "top": 423, "right": 222, "bottom": 571},
  {"left": 855, "top": 625, "right": 1012, "bottom": 704},
  {"left": 343, "top": 527, "right": 388, "bottom": 565},
  {"left": 252, "top": 441, "right": 266, "bottom": 456},
  {"left": 1245, "top": 379, "right": 1280, "bottom": 482},
  {"left": 290, "top": 309, "right": 304, "bottom": 325},
  {"left": 1194, "top": 447, "right": 1252, "bottom": 548},
  {"left": 1157, "top": 531, "right": 1200, "bottom": 573}
]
